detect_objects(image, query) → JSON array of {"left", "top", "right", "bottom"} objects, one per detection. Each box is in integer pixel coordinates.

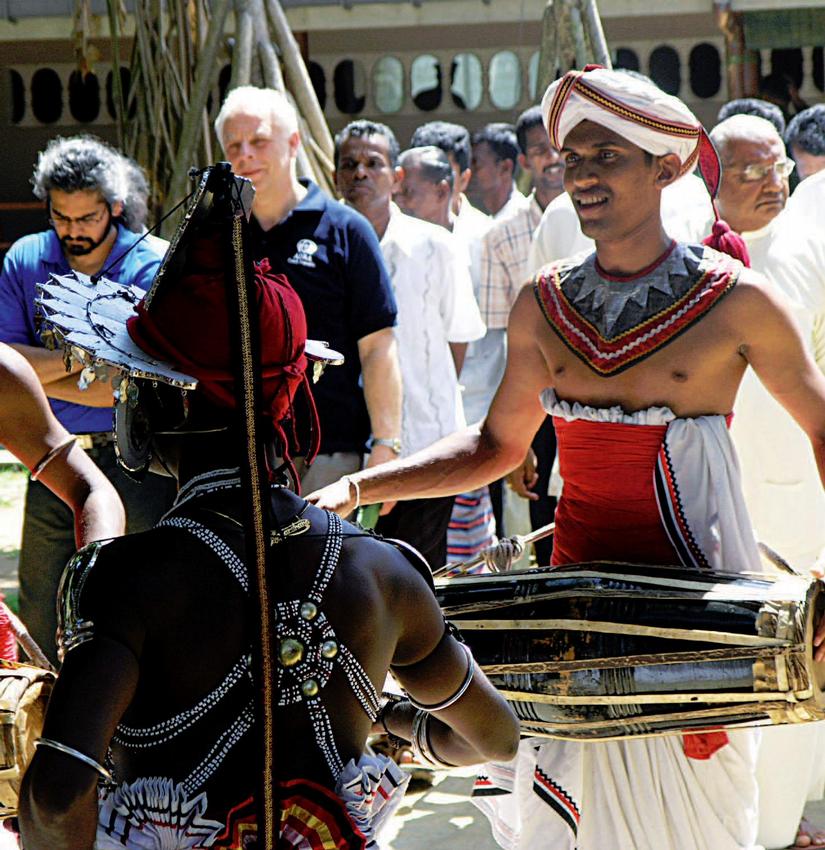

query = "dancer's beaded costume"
[{"left": 59, "top": 469, "right": 408, "bottom": 850}]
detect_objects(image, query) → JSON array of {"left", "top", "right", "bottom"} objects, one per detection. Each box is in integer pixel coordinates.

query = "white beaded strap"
[
  {"left": 36, "top": 737, "right": 113, "bottom": 782},
  {"left": 407, "top": 643, "right": 475, "bottom": 712}
]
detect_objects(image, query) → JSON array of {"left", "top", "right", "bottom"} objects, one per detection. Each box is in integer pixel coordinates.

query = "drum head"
[{"left": 806, "top": 580, "right": 825, "bottom": 709}]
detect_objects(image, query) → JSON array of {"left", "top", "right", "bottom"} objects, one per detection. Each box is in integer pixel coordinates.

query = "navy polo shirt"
[
  {"left": 0, "top": 225, "right": 164, "bottom": 434},
  {"left": 249, "top": 180, "right": 397, "bottom": 455}
]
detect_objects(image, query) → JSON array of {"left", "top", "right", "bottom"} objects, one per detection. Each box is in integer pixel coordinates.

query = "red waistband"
[{"left": 551, "top": 417, "right": 678, "bottom": 567}]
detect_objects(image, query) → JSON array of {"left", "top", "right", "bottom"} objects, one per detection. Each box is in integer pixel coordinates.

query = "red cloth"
[
  {"left": 551, "top": 417, "right": 678, "bottom": 567},
  {"left": 0, "top": 601, "right": 17, "bottom": 662}
]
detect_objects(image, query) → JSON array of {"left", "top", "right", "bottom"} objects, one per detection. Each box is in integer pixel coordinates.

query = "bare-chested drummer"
[
  {"left": 309, "top": 67, "right": 825, "bottom": 850},
  {"left": 19, "top": 168, "right": 518, "bottom": 850}
]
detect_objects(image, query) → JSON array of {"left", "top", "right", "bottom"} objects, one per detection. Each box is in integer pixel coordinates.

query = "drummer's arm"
[
  {"left": 308, "top": 287, "right": 550, "bottom": 514},
  {"left": 737, "top": 274, "right": 825, "bottom": 490},
  {"left": 380, "top": 556, "right": 520, "bottom": 765}
]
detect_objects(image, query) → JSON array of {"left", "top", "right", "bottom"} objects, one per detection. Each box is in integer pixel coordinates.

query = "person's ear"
[
  {"left": 457, "top": 168, "right": 472, "bottom": 194},
  {"left": 517, "top": 153, "right": 528, "bottom": 172},
  {"left": 288, "top": 130, "right": 302, "bottom": 157},
  {"left": 111, "top": 200, "right": 124, "bottom": 219},
  {"left": 392, "top": 165, "right": 405, "bottom": 193},
  {"left": 655, "top": 153, "right": 682, "bottom": 190},
  {"left": 437, "top": 180, "right": 451, "bottom": 202}
]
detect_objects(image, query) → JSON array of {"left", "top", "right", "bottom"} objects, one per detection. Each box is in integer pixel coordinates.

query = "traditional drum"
[
  {"left": 0, "top": 660, "right": 55, "bottom": 817},
  {"left": 435, "top": 563, "right": 825, "bottom": 740}
]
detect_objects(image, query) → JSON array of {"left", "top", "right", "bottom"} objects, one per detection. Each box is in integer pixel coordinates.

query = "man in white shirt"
[
  {"left": 335, "top": 122, "right": 485, "bottom": 568},
  {"left": 786, "top": 105, "right": 825, "bottom": 182},
  {"left": 469, "top": 123, "right": 529, "bottom": 219},
  {"left": 712, "top": 112, "right": 825, "bottom": 850}
]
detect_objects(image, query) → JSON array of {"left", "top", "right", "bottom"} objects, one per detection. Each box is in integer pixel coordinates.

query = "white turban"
[{"left": 541, "top": 67, "right": 716, "bottom": 185}]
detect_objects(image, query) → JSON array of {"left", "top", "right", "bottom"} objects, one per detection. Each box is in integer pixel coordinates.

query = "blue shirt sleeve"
[
  {"left": 0, "top": 236, "right": 40, "bottom": 345},
  {"left": 344, "top": 212, "right": 397, "bottom": 340}
]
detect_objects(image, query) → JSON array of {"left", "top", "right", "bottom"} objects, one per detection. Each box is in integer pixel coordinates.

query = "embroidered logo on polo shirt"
[{"left": 287, "top": 238, "right": 318, "bottom": 268}]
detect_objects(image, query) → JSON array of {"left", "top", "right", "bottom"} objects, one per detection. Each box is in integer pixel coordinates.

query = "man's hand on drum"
[
  {"left": 813, "top": 563, "right": 825, "bottom": 662},
  {"left": 507, "top": 448, "right": 539, "bottom": 500}
]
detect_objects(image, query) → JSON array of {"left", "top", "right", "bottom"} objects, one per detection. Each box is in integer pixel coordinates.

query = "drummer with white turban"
[{"left": 309, "top": 65, "right": 825, "bottom": 850}]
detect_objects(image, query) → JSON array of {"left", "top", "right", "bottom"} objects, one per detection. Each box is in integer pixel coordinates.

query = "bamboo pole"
[
  {"left": 568, "top": 2, "right": 589, "bottom": 69},
  {"left": 262, "top": 0, "right": 334, "bottom": 162},
  {"left": 231, "top": 0, "right": 255, "bottom": 89},
  {"left": 581, "top": 0, "right": 612, "bottom": 69},
  {"left": 106, "top": 2, "right": 126, "bottom": 150},
  {"left": 536, "top": 1, "right": 559, "bottom": 97},
  {"left": 164, "top": 0, "right": 232, "bottom": 235}
]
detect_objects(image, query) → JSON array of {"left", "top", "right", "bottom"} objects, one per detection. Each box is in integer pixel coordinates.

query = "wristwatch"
[{"left": 368, "top": 437, "right": 402, "bottom": 455}]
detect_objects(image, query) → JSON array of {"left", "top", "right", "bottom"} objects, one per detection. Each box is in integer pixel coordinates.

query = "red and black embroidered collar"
[{"left": 533, "top": 243, "right": 741, "bottom": 376}]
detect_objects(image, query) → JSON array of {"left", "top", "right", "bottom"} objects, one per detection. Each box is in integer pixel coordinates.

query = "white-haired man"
[
  {"left": 712, "top": 112, "right": 825, "bottom": 850},
  {"left": 214, "top": 87, "right": 402, "bottom": 493},
  {"left": 310, "top": 67, "right": 825, "bottom": 850},
  {"left": 0, "top": 135, "right": 174, "bottom": 662}
]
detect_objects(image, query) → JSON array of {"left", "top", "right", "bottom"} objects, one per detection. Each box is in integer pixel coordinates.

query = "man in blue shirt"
[
  {"left": 0, "top": 135, "right": 176, "bottom": 662},
  {"left": 214, "top": 87, "right": 402, "bottom": 495}
]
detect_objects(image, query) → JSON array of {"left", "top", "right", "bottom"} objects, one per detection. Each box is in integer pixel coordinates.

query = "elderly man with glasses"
[
  {"left": 0, "top": 134, "right": 175, "bottom": 665},
  {"left": 709, "top": 112, "right": 825, "bottom": 850}
]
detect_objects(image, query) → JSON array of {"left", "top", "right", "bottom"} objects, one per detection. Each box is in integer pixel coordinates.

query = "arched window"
[
  {"left": 489, "top": 50, "right": 522, "bottom": 110},
  {"left": 451, "top": 53, "right": 483, "bottom": 110},
  {"left": 217, "top": 65, "right": 232, "bottom": 107},
  {"left": 308, "top": 61, "right": 327, "bottom": 112},
  {"left": 649, "top": 46, "right": 681, "bottom": 96},
  {"left": 8, "top": 70, "right": 25, "bottom": 124},
  {"left": 814, "top": 47, "right": 824, "bottom": 92},
  {"left": 771, "top": 48, "right": 803, "bottom": 89},
  {"left": 69, "top": 70, "right": 100, "bottom": 122},
  {"left": 614, "top": 48, "right": 640, "bottom": 72},
  {"left": 31, "top": 68, "right": 63, "bottom": 124},
  {"left": 106, "top": 67, "right": 132, "bottom": 120},
  {"left": 373, "top": 57, "right": 403, "bottom": 114},
  {"left": 689, "top": 43, "right": 721, "bottom": 99},
  {"left": 334, "top": 59, "right": 366, "bottom": 115},
  {"left": 411, "top": 54, "right": 442, "bottom": 112}
]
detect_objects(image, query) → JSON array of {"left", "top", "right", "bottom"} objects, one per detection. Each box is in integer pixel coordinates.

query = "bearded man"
[{"left": 310, "top": 68, "right": 825, "bottom": 850}]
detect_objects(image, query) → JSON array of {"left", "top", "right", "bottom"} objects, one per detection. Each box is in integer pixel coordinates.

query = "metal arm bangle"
[
  {"left": 411, "top": 710, "right": 456, "bottom": 769},
  {"left": 407, "top": 642, "right": 475, "bottom": 712},
  {"left": 35, "top": 737, "right": 113, "bottom": 782},
  {"left": 31, "top": 436, "right": 77, "bottom": 481},
  {"left": 342, "top": 475, "right": 361, "bottom": 510}
]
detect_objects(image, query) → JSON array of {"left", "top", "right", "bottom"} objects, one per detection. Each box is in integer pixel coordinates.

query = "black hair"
[
  {"left": 717, "top": 98, "right": 786, "bottom": 136},
  {"left": 515, "top": 106, "right": 545, "bottom": 155},
  {"left": 786, "top": 105, "right": 825, "bottom": 157},
  {"left": 334, "top": 120, "right": 400, "bottom": 167},
  {"left": 471, "top": 123, "right": 519, "bottom": 167},
  {"left": 399, "top": 146, "right": 454, "bottom": 189},
  {"left": 410, "top": 121, "right": 471, "bottom": 172}
]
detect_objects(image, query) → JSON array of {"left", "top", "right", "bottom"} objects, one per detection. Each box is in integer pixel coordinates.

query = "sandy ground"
[{"left": 0, "top": 455, "right": 823, "bottom": 849}]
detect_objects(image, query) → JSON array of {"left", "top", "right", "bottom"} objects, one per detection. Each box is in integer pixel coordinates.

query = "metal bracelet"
[
  {"left": 411, "top": 710, "right": 455, "bottom": 769},
  {"left": 342, "top": 475, "right": 361, "bottom": 510},
  {"left": 30, "top": 436, "right": 77, "bottom": 481},
  {"left": 35, "top": 737, "right": 113, "bottom": 782},
  {"left": 407, "top": 642, "right": 475, "bottom": 712}
]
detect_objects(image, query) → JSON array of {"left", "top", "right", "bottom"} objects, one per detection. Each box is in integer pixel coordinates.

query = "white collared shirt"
[{"left": 380, "top": 203, "right": 486, "bottom": 455}]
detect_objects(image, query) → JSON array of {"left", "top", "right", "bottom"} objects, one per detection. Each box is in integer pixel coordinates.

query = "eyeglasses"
[
  {"left": 48, "top": 205, "right": 110, "bottom": 229},
  {"left": 735, "top": 159, "right": 796, "bottom": 183}
]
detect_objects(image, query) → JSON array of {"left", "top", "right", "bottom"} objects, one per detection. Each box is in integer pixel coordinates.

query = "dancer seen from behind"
[{"left": 19, "top": 165, "right": 518, "bottom": 850}]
